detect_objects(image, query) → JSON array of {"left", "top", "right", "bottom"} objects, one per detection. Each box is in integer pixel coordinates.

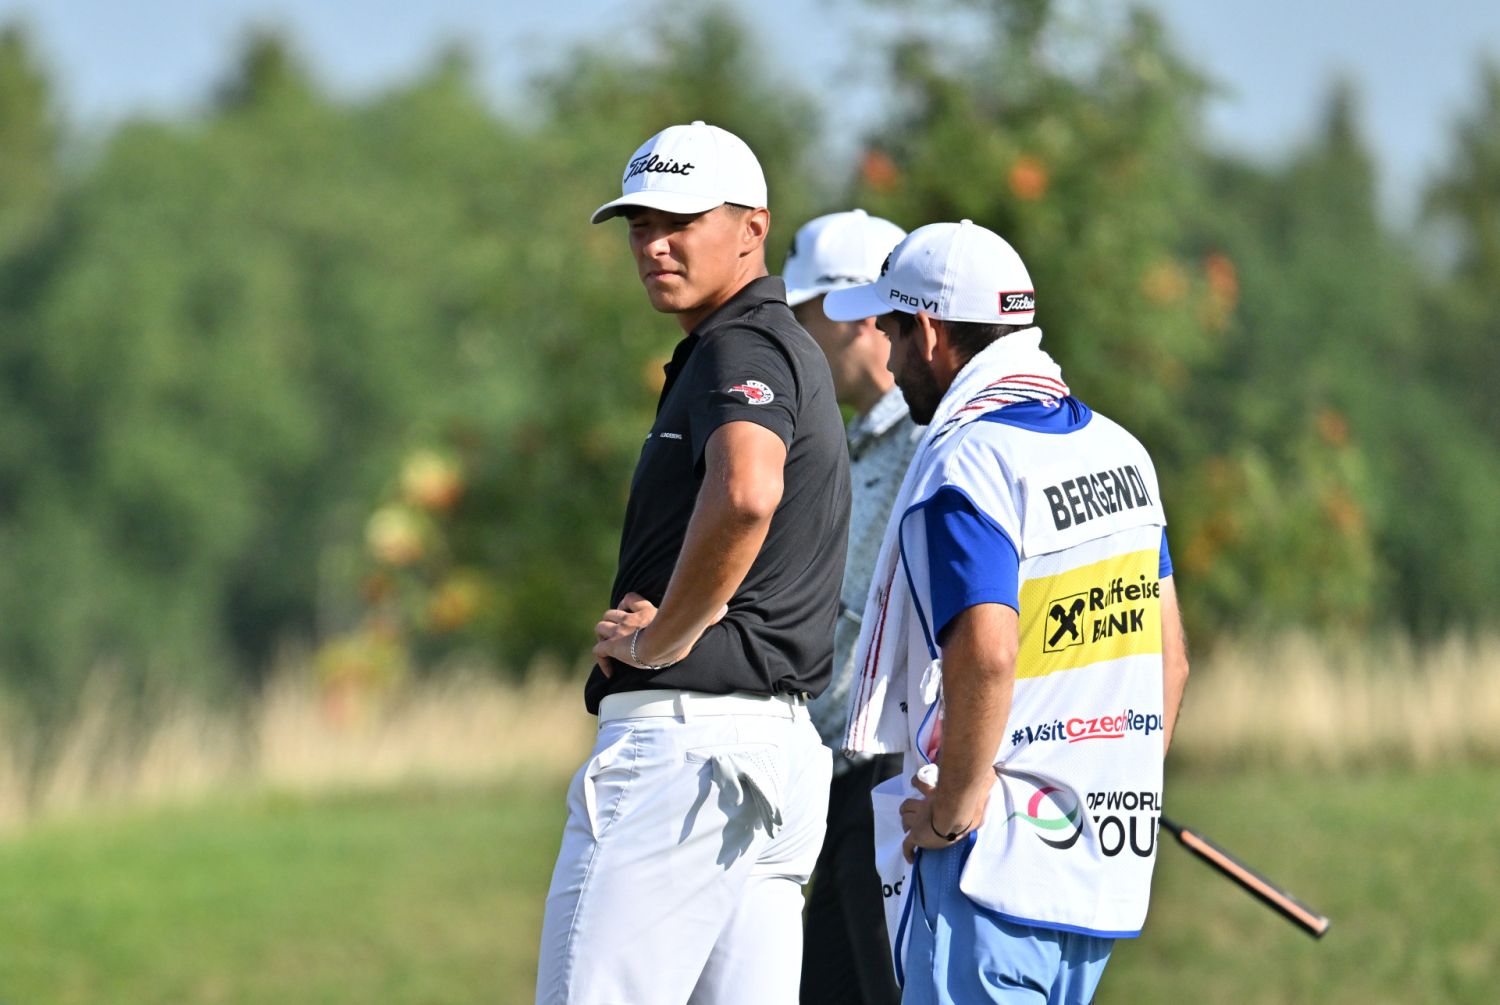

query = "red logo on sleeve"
[{"left": 728, "top": 380, "right": 775, "bottom": 405}]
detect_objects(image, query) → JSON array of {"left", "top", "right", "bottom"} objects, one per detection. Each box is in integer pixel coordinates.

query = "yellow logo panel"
[{"left": 1017, "top": 549, "right": 1162, "bottom": 680}]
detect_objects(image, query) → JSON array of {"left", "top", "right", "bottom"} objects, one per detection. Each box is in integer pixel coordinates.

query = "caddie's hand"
[
  {"left": 899, "top": 796, "right": 939, "bottom": 863},
  {"left": 899, "top": 774, "right": 953, "bottom": 862},
  {"left": 899, "top": 769, "right": 987, "bottom": 863}
]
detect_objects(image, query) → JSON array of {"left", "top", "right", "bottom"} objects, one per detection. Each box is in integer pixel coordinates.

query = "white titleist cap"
[
  {"left": 782, "top": 210, "right": 907, "bottom": 307},
  {"left": 823, "top": 219, "right": 1035, "bottom": 326},
  {"left": 590, "top": 120, "right": 767, "bottom": 225}
]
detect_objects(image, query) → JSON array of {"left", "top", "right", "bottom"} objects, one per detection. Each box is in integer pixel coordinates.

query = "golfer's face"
[{"left": 627, "top": 206, "right": 744, "bottom": 318}]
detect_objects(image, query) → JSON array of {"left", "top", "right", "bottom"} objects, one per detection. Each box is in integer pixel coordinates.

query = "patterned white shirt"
[{"left": 808, "top": 386, "right": 923, "bottom": 774}]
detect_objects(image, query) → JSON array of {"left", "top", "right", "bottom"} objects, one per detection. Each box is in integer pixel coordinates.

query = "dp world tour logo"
[
  {"left": 728, "top": 380, "right": 774, "bottom": 405},
  {"left": 1006, "top": 782, "right": 1084, "bottom": 849}
]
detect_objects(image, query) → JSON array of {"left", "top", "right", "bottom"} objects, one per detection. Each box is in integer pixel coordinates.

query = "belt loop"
[{"left": 674, "top": 692, "right": 689, "bottom": 721}]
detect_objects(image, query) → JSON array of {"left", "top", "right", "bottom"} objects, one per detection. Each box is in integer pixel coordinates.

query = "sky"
[{"left": 6, "top": 0, "right": 1500, "bottom": 221}]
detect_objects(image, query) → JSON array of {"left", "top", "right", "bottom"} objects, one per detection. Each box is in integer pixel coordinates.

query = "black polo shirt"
[{"left": 584, "top": 275, "right": 851, "bottom": 714}]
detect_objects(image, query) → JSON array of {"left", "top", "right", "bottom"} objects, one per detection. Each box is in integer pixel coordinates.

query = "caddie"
[
  {"left": 782, "top": 208, "right": 914, "bottom": 1005},
  {"left": 824, "top": 220, "right": 1190, "bottom": 1004},
  {"left": 534, "top": 121, "right": 850, "bottom": 1005}
]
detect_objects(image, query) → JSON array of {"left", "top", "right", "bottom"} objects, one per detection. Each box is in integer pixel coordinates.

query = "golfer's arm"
[
  {"left": 635, "top": 420, "right": 786, "bottom": 664},
  {"left": 930, "top": 603, "right": 1019, "bottom": 834},
  {"left": 1160, "top": 575, "right": 1189, "bottom": 753}
]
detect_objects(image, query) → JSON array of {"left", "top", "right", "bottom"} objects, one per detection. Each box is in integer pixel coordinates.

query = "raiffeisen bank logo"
[
  {"left": 1016, "top": 549, "right": 1164, "bottom": 680},
  {"left": 1006, "top": 784, "right": 1083, "bottom": 850},
  {"left": 1043, "top": 575, "right": 1158, "bottom": 654}
]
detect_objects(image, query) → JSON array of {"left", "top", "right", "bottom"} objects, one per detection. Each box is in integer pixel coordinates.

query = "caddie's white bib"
[{"left": 879, "top": 407, "right": 1168, "bottom": 940}]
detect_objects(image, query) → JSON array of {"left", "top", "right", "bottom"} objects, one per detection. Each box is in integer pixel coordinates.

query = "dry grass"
[
  {"left": 254, "top": 669, "right": 594, "bottom": 792},
  {"left": 3, "top": 633, "right": 1498, "bottom": 834},
  {"left": 0, "top": 667, "right": 596, "bottom": 836},
  {"left": 1172, "top": 632, "right": 1500, "bottom": 769}
]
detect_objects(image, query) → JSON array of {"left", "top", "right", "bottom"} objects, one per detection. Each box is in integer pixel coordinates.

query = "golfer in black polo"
[{"left": 534, "top": 121, "right": 850, "bottom": 1005}]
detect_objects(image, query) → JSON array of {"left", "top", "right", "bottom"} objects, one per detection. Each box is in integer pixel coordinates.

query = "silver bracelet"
[{"left": 630, "top": 627, "right": 678, "bottom": 671}]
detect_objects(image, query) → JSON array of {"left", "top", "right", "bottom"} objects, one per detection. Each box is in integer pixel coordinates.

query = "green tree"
[
  {"left": 1408, "top": 61, "right": 1500, "bottom": 629},
  {"left": 1172, "top": 84, "right": 1397, "bottom": 633},
  {"left": 0, "top": 34, "right": 554, "bottom": 704},
  {"left": 847, "top": 4, "right": 1217, "bottom": 456},
  {"left": 0, "top": 26, "right": 55, "bottom": 253}
]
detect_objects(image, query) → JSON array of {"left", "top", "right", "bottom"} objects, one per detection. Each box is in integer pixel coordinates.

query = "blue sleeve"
[
  {"left": 923, "top": 488, "right": 1020, "bottom": 645},
  {"left": 1159, "top": 528, "right": 1173, "bottom": 579}
]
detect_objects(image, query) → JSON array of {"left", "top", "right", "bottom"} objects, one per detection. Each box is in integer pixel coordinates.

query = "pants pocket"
[
  {"left": 685, "top": 743, "right": 784, "bottom": 836},
  {"left": 583, "top": 727, "right": 638, "bottom": 840}
]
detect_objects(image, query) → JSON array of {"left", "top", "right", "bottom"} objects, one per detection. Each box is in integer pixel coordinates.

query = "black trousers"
[{"left": 800, "top": 753, "right": 904, "bottom": 1005}]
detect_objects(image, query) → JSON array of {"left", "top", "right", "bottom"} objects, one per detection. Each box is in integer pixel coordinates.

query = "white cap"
[
  {"left": 823, "top": 219, "right": 1035, "bottom": 326},
  {"left": 590, "top": 120, "right": 767, "bottom": 225},
  {"left": 782, "top": 210, "right": 907, "bottom": 307}
]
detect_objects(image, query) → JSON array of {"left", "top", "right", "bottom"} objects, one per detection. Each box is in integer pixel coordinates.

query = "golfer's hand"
[
  {"left": 592, "top": 593, "right": 728, "bottom": 676},
  {"left": 593, "top": 593, "right": 659, "bottom": 677}
]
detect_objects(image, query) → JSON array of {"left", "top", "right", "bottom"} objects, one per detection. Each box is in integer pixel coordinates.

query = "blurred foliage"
[{"left": 0, "top": 1, "right": 1495, "bottom": 710}]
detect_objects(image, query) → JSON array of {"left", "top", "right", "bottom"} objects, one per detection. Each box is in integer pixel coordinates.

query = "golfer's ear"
[{"left": 741, "top": 207, "right": 770, "bottom": 253}]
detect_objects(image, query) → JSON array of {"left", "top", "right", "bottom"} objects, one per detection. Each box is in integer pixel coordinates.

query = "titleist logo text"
[
  {"left": 1000, "top": 291, "right": 1036, "bottom": 314},
  {"left": 626, "top": 154, "right": 696, "bottom": 180}
]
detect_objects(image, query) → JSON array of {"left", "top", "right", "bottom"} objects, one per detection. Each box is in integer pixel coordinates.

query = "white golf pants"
[{"left": 535, "top": 690, "right": 832, "bottom": 1005}]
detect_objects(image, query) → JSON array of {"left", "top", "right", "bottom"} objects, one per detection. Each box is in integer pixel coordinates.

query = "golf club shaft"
[{"left": 1160, "top": 814, "right": 1330, "bottom": 938}]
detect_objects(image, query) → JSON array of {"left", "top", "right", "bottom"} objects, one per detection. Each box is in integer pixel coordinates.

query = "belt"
[{"left": 599, "top": 688, "right": 809, "bottom": 723}]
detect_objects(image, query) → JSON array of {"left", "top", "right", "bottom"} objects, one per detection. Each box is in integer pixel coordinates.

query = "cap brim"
[
  {"left": 589, "top": 190, "right": 725, "bottom": 225},
  {"left": 786, "top": 278, "right": 880, "bottom": 308},
  {"left": 784, "top": 286, "right": 822, "bottom": 308},
  {"left": 823, "top": 282, "right": 894, "bottom": 322}
]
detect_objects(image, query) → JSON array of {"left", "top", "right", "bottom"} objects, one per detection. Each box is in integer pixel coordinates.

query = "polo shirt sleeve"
[
  {"left": 1160, "top": 528, "right": 1173, "bottom": 579},
  {"left": 686, "top": 328, "right": 798, "bottom": 462},
  {"left": 923, "top": 487, "right": 1021, "bottom": 645}
]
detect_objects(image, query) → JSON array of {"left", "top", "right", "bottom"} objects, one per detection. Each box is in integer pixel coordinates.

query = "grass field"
[
  {"left": 1, "top": 765, "right": 1496, "bottom": 1004},
  {"left": 2, "top": 638, "right": 1496, "bottom": 1002},
  {"left": 0, "top": 780, "right": 562, "bottom": 1004},
  {"left": 1110, "top": 764, "right": 1500, "bottom": 1004}
]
